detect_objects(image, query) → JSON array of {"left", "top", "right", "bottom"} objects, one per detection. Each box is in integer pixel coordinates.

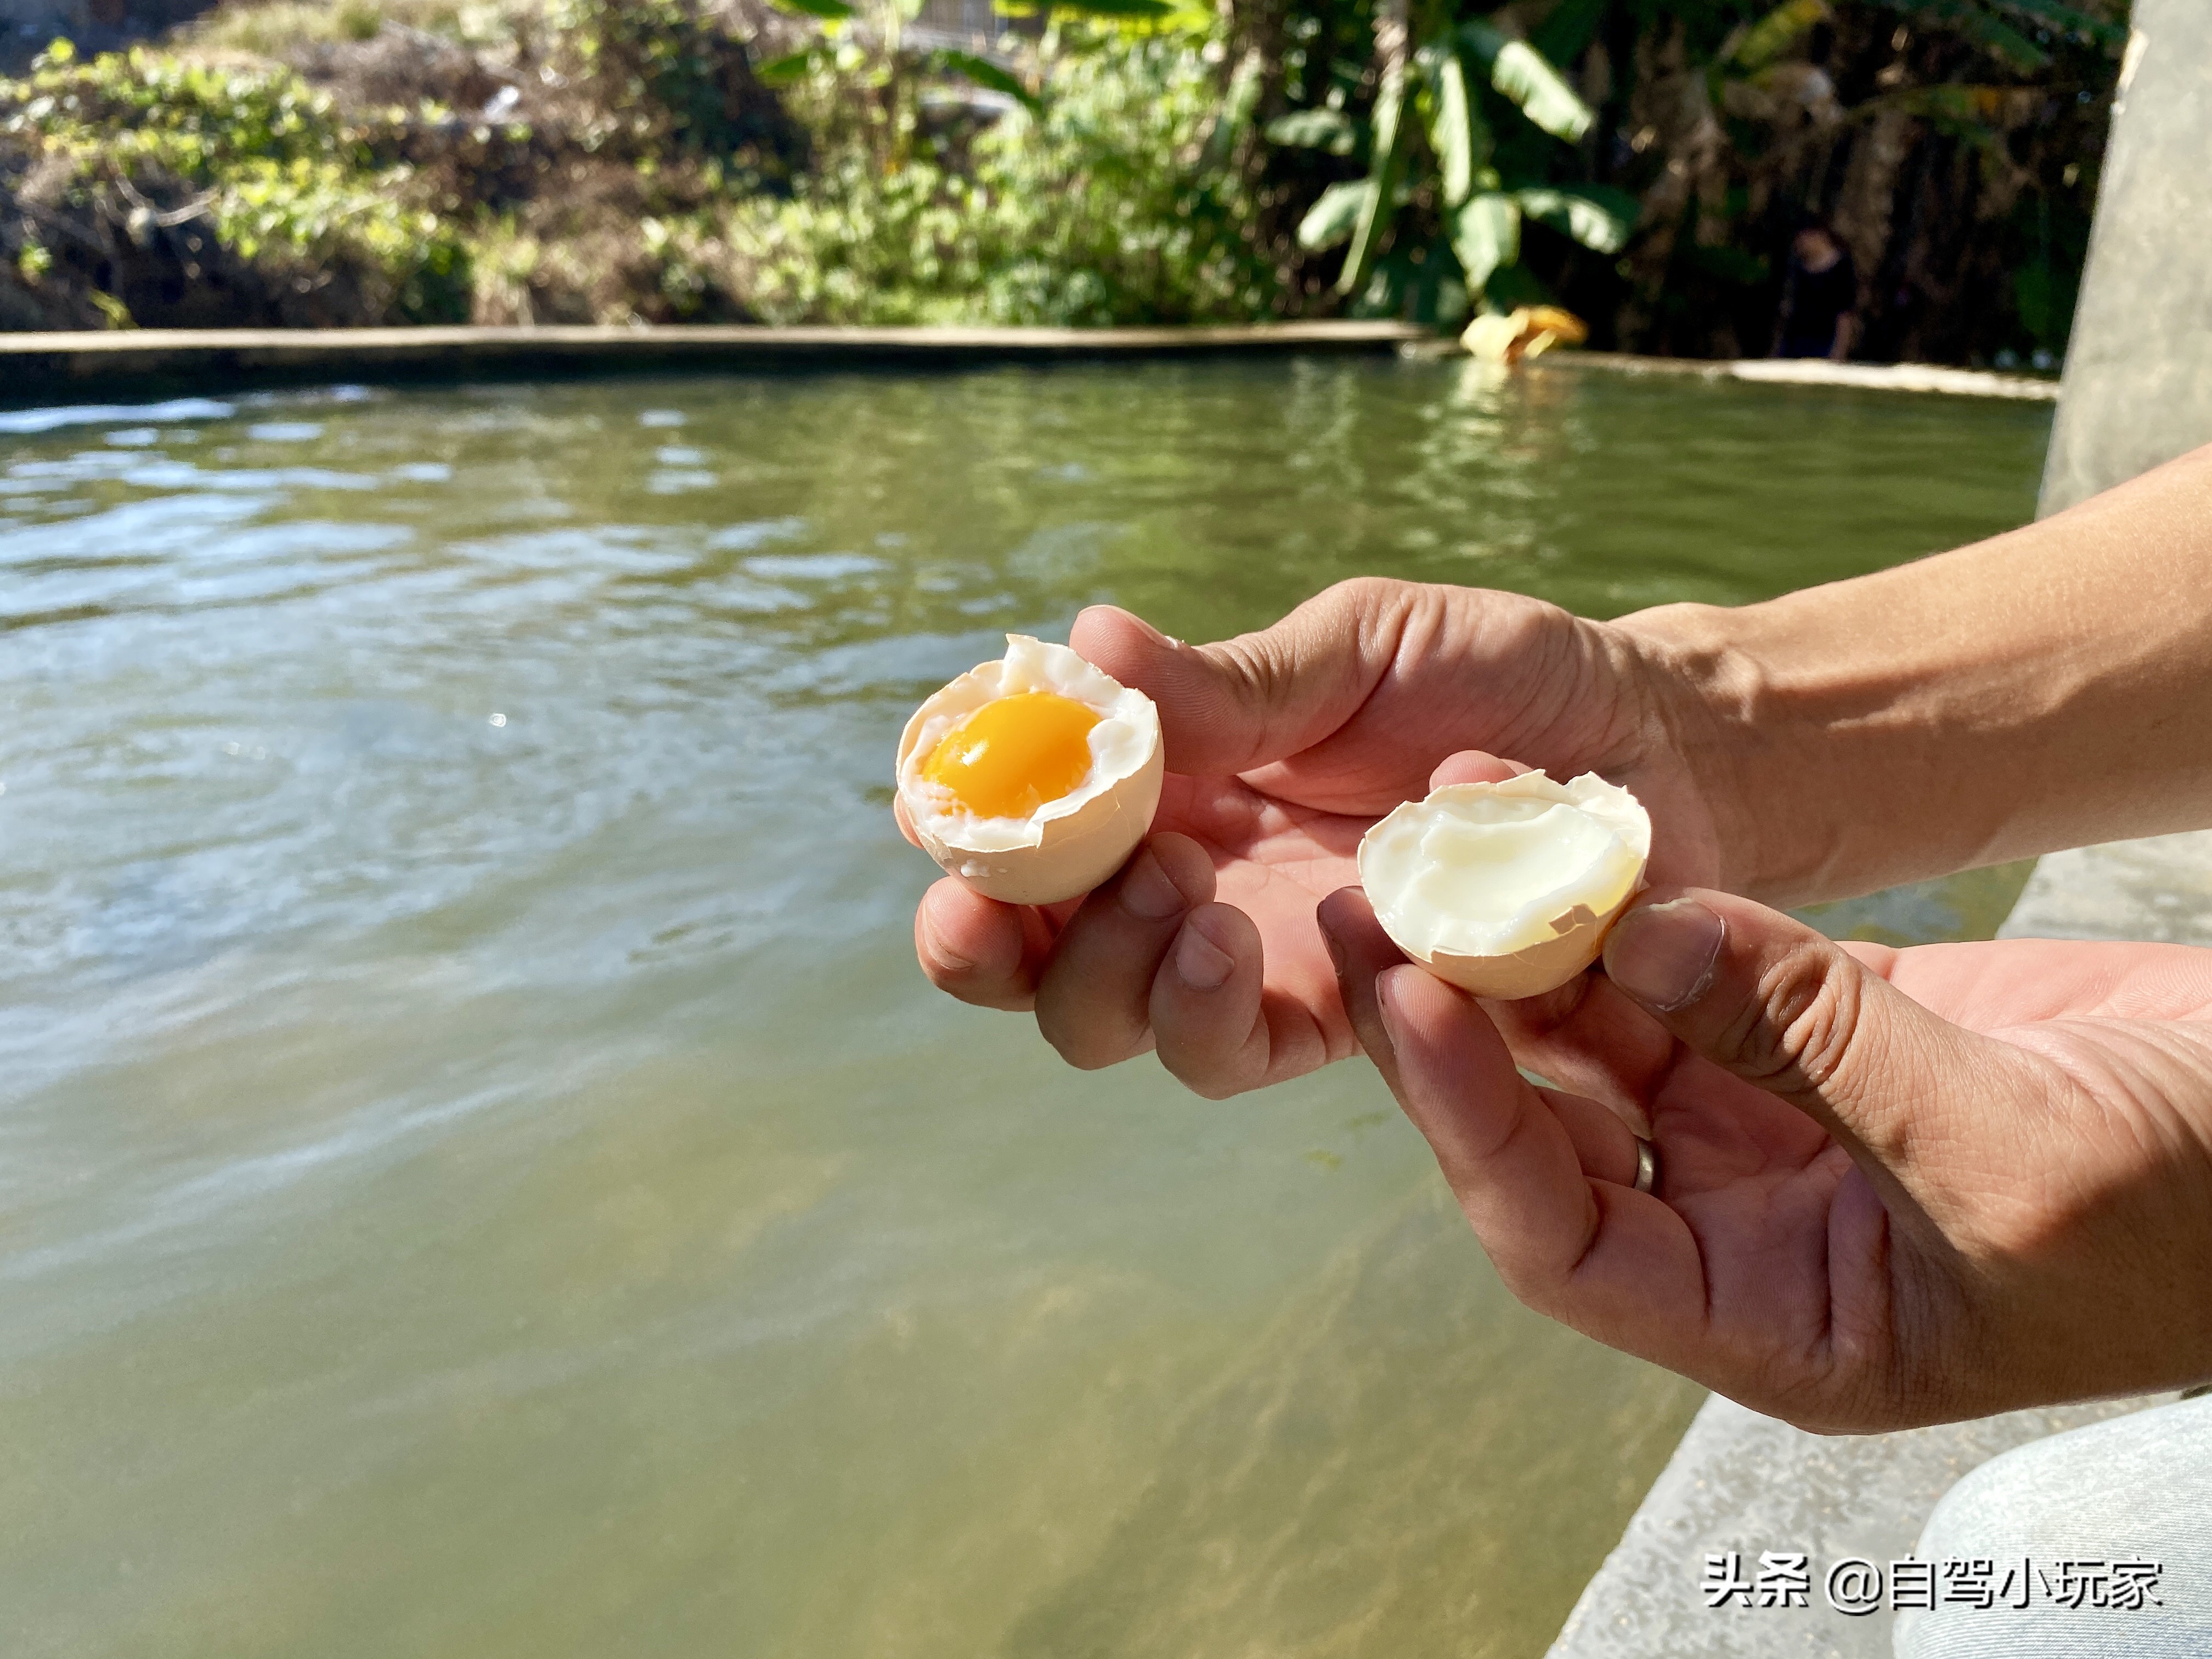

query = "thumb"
[
  {"left": 1599, "top": 888, "right": 2019, "bottom": 1203},
  {"left": 1070, "top": 589, "right": 1389, "bottom": 777}
]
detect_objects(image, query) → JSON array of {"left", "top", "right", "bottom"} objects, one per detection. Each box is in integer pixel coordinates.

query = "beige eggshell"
[
  {"left": 894, "top": 640, "right": 1164, "bottom": 906},
  {"left": 1357, "top": 774, "right": 1649, "bottom": 1002},
  {"left": 1415, "top": 901, "right": 1622, "bottom": 1000}
]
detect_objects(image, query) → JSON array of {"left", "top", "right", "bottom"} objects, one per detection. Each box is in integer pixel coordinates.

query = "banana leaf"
[
  {"left": 1515, "top": 185, "right": 1637, "bottom": 253},
  {"left": 1732, "top": 0, "right": 1831, "bottom": 72},
  {"left": 1458, "top": 21, "right": 1592, "bottom": 143},
  {"left": 1883, "top": 0, "right": 2049, "bottom": 71},
  {"left": 754, "top": 46, "right": 827, "bottom": 84},
  {"left": 1336, "top": 32, "right": 1413, "bottom": 298},
  {"left": 1299, "top": 180, "right": 1376, "bottom": 251},
  {"left": 1419, "top": 42, "right": 1484, "bottom": 208},
  {"left": 1264, "top": 109, "right": 1361, "bottom": 154},
  {"left": 1450, "top": 191, "right": 1521, "bottom": 294},
  {"left": 926, "top": 49, "right": 1039, "bottom": 112}
]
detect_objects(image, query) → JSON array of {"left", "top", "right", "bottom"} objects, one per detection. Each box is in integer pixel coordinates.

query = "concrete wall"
[{"left": 2041, "top": 0, "right": 2212, "bottom": 514}]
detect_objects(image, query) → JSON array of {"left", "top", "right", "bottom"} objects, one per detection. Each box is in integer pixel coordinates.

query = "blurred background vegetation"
[{"left": 0, "top": 0, "right": 2126, "bottom": 362}]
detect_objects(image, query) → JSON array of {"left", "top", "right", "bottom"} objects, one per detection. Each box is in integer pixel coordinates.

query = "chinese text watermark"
[{"left": 1700, "top": 1553, "right": 2165, "bottom": 1616}]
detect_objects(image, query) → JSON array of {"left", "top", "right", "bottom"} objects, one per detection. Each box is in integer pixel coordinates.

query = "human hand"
[
  {"left": 904, "top": 578, "right": 1733, "bottom": 1097},
  {"left": 1321, "top": 882, "right": 2212, "bottom": 1430}
]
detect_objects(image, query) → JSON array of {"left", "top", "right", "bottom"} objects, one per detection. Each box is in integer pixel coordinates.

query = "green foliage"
[
  {"left": 548, "top": 0, "right": 759, "bottom": 153},
  {"left": 1266, "top": 108, "right": 1359, "bottom": 153},
  {"left": 1269, "top": 8, "right": 1618, "bottom": 321},
  {"left": 2, "top": 43, "right": 472, "bottom": 320},
  {"left": 1515, "top": 185, "right": 1636, "bottom": 252},
  {"left": 0, "top": 0, "right": 2129, "bottom": 355},
  {"left": 1449, "top": 191, "right": 1518, "bottom": 291},
  {"left": 1730, "top": 0, "right": 1831, "bottom": 72},
  {"left": 1297, "top": 179, "right": 1373, "bottom": 249},
  {"left": 729, "top": 35, "right": 1277, "bottom": 325},
  {"left": 7, "top": 44, "right": 352, "bottom": 171},
  {"left": 1336, "top": 31, "right": 1410, "bottom": 299},
  {"left": 1458, "top": 21, "right": 1590, "bottom": 143}
]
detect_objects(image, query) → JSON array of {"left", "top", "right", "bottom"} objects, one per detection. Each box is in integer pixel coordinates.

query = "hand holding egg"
[
  {"left": 898, "top": 624, "right": 1652, "bottom": 1014},
  {"left": 900, "top": 585, "right": 1717, "bottom": 1099}
]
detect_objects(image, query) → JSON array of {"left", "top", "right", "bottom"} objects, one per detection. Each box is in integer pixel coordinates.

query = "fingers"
[
  {"left": 1146, "top": 903, "right": 1267, "bottom": 1096},
  {"left": 915, "top": 879, "right": 1052, "bottom": 1012},
  {"left": 1317, "top": 885, "right": 1408, "bottom": 1091},
  {"left": 1375, "top": 965, "right": 1705, "bottom": 1340},
  {"left": 924, "top": 830, "right": 1336, "bottom": 1096},
  {"left": 1070, "top": 582, "right": 1402, "bottom": 777},
  {"left": 1322, "top": 888, "right": 1644, "bottom": 1189},
  {"left": 1486, "top": 971, "right": 1676, "bottom": 1126},
  {"left": 1323, "top": 862, "right": 1667, "bottom": 1126},
  {"left": 1145, "top": 893, "right": 1342, "bottom": 1096},
  {"left": 1600, "top": 888, "right": 2032, "bottom": 1220},
  {"left": 1545, "top": 1089, "right": 1650, "bottom": 1190},
  {"left": 1032, "top": 833, "right": 1215, "bottom": 1068},
  {"left": 1428, "top": 750, "right": 1530, "bottom": 789}
]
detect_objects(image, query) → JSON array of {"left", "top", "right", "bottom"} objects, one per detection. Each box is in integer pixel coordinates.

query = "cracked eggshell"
[
  {"left": 1357, "top": 771, "right": 1651, "bottom": 1001},
  {"left": 895, "top": 635, "right": 1164, "bottom": 907}
]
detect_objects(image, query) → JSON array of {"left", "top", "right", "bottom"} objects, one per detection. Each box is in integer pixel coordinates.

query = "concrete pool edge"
[
  {"left": 1525, "top": 350, "right": 2062, "bottom": 402},
  {"left": 0, "top": 322, "right": 2064, "bottom": 407},
  {"left": 0, "top": 321, "right": 1425, "bottom": 403}
]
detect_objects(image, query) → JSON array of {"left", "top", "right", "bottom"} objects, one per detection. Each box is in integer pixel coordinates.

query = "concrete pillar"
[{"left": 2039, "top": 0, "right": 2212, "bottom": 515}]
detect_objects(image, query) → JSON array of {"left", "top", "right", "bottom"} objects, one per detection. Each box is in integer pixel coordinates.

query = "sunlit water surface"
[{"left": 0, "top": 360, "right": 2050, "bottom": 1658}]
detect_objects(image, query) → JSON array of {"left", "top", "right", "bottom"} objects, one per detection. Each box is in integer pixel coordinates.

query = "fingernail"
[
  {"left": 1174, "top": 919, "right": 1234, "bottom": 991},
  {"left": 1128, "top": 612, "right": 1183, "bottom": 648},
  {"left": 1089, "top": 605, "right": 1173, "bottom": 648},
  {"left": 1118, "top": 847, "right": 1187, "bottom": 921},
  {"left": 1323, "top": 926, "right": 1347, "bottom": 978},
  {"left": 1605, "top": 898, "right": 1725, "bottom": 1012}
]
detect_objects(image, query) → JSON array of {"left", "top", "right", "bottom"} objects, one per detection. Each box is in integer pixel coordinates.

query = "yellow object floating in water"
[{"left": 1460, "top": 305, "right": 1590, "bottom": 366}]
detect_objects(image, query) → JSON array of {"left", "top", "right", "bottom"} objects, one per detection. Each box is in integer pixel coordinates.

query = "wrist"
[{"left": 1606, "top": 602, "right": 1797, "bottom": 900}]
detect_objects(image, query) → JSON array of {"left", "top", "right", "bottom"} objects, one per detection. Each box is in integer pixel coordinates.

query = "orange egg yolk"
[{"left": 921, "top": 692, "right": 1101, "bottom": 819}]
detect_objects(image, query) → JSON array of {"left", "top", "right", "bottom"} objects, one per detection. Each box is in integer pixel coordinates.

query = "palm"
[
  {"left": 1119, "top": 601, "right": 1727, "bottom": 1080},
  {"left": 1148, "top": 773, "right": 1367, "bottom": 1018},
  {"left": 1494, "top": 938, "right": 2212, "bottom": 1425}
]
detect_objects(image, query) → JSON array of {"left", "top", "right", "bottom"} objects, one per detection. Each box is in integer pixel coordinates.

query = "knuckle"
[
  {"left": 1181, "top": 1074, "right": 1243, "bottom": 1102},
  {"left": 1153, "top": 1037, "right": 1249, "bottom": 1099},
  {"left": 1036, "top": 1006, "right": 1135, "bottom": 1071},
  {"left": 1320, "top": 574, "right": 1407, "bottom": 616},
  {"left": 1729, "top": 941, "right": 1864, "bottom": 1096}
]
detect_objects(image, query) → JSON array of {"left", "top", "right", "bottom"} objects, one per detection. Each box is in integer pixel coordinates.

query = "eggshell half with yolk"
[
  {"left": 896, "top": 635, "right": 1164, "bottom": 906},
  {"left": 1357, "top": 772, "right": 1651, "bottom": 1000}
]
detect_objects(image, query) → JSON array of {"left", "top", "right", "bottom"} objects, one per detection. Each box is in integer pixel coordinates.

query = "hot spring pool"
[{"left": 0, "top": 357, "right": 2050, "bottom": 1657}]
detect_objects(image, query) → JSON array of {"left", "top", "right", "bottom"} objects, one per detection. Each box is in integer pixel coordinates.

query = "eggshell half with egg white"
[
  {"left": 896, "top": 635, "right": 1164, "bottom": 906},
  {"left": 1357, "top": 772, "right": 1651, "bottom": 1000}
]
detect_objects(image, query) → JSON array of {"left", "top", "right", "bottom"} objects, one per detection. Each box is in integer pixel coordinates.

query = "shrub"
[
  {"left": 2, "top": 42, "right": 472, "bottom": 322},
  {"left": 730, "top": 32, "right": 1280, "bottom": 326}
]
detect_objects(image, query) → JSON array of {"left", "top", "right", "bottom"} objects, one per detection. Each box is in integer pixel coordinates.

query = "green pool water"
[{"left": 0, "top": 358, "right": 2050, "bottom": 1658}]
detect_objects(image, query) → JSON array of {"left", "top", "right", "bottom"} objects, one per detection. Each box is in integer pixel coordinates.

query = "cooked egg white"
[
  {"left": 896, "top": 635, "right": 1163, "bottom": 905},
  {"left": 1358, "top": 772, "right": 1651, "bottom": 999}
]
